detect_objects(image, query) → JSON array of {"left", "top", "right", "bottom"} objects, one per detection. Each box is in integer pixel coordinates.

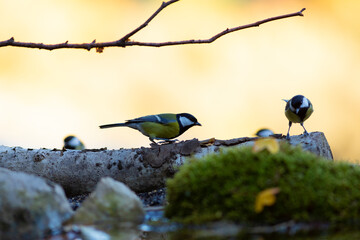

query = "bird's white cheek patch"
[
  {"left": 69, "top": 137, "right": 80, "bottom": 147},
  {"left": 179, "top": 116, "right": 194, "bottom": 127},
  {"left": 290, "top": 104, "right": 296, "bottom": 112},
  {"left": 300, "top": 98, "right": 309, "bottom": 108}
]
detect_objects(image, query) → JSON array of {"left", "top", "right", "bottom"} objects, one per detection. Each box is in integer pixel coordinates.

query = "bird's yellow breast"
[
  {"left": 139, "top": 121, "right": 180, "bottom": 140},
  {"left": 285, "top": 107, "right": 313, "bottom": 123},
  {"left": 285, "top": 110, "right": 302, "bottom": 123}
]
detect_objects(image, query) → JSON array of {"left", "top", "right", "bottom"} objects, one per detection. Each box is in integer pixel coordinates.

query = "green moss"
[{"left": 165, "top": 143, "right": 360, "bottom": 224}]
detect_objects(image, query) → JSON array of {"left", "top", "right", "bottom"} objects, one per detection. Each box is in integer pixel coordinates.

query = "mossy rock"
[{"left": 165, "top": 143, "right": 360, "bottom": 224}]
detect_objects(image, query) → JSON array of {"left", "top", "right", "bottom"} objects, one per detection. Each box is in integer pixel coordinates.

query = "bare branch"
[
  {"left": 117, "top": 0, "right": 180, "bottom": 45},
  {"left": 127, "top": 8, "right": 306, "bottom": 47},
  {"left": 0, "top": 5, "right": 305, "bottom": 51}
]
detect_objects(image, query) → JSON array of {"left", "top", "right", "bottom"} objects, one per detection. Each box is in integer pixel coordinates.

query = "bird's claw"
[
  {"left": 158, "top": 139, "right": 178, "bottom": 145},
  {"left": 150, "top": 139, "right": 178, "bottom": 147},
  {"left": 286, "top": 133, "right": 290, "bottom": 140}
]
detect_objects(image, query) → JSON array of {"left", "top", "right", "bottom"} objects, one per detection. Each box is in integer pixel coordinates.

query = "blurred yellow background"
[{"left": 0, "top": 0, "right": 359, "bottom": 162}]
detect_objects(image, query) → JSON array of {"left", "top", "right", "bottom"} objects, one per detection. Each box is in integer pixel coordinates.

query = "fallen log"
[{"left": 0, "top": 132, "right": 332, "bottom": 196}]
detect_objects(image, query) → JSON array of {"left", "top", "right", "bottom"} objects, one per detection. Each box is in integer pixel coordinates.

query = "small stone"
[{"left": 71, "top": 177, "right": 145, "bottom": 225}]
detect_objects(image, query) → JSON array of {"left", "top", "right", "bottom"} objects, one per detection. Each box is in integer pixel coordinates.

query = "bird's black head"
[
  {"left": 176, "top": 113, "right": 201, "bottom": 134},
  {"left": 290, "top": 95, "right": 307, "bottom": 109},
  {"left": 64, "top": 136, "right": 75, "bottom": 143},
  {"left": 289, "top": 95, "right": 313, "bottom": 121},
  {"left": 64, "top": 135, "right": 82, "bottom": 150}
]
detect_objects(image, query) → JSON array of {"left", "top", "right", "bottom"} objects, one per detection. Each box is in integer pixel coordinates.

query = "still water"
[
  {"left": 52, "top": 209, "right": 360, "bottom": 240},
  {"left": 140, "top": 209, "right": 360, "bottom": 240}
]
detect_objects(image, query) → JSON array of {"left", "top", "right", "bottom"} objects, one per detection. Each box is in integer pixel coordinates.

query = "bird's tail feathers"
[{"left": 99, "top": 123, "right": 127, "bottom": 129}]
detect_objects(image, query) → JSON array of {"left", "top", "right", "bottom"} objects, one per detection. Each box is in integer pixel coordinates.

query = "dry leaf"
[
  {"left": 200, "top": 138, "right": 216, "bottom": 146},
  {"left": 252, "top": 137, "right": 279, "bottom": 154},
  {"left": 255, "top": 187, "right": 280, "bottom": 213},
  {"left": 96, "top": 47, "right": 104, "bottom": 53}
]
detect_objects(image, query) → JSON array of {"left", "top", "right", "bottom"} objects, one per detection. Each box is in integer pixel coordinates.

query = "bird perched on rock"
[
  {"left": 99, "top": 113, "right": 201, "bottom": 145},
  {"left": 255, "top": 128, "right": 274, "bottom": 137},
  {"left": 283, "top": 95, "right": 314, "bottom": 140},
  {"left": 63, "top": 135, "right": 85, "bottom": 150}
]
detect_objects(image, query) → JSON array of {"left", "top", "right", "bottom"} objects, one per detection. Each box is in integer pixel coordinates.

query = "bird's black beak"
[{"left": 195, "top": 122, "right": 202, "bottom": 126}]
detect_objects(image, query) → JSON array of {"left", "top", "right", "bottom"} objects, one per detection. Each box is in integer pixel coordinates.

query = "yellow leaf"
[
  {"left": 200, "top": 138, "right": 216, "bottom": 146},
  {"left": 252, "top": 138, "right": 279, "bottom": 154},
  {"left": 255, "top": 187, "right": 280, "bottom": 213}
]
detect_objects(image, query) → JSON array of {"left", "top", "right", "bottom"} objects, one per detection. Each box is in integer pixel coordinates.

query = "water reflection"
[
  {"left": 52, "top": 209, "right": 360, "bottom": 240},
  {"left": 139, "top": 209, "right": 360, "bottom": 240}
]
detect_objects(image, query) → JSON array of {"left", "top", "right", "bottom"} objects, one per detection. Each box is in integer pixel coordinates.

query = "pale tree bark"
[{"left": 0, "top": 132, "right": 332, "bottom": 196}]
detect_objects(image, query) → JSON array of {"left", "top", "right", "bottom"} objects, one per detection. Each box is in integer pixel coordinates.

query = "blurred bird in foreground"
[
  {"left": 283, "top": 95, "right": 314, "bottom": 140},
  {"left": 99, "top": 113, "right": 201, "bottom": 145},
  {"left": 255, "top": 128, "right": 274, "bottom": 137},
  {"left": 63, "top": 135, "right": 85, "bottom": 150}
]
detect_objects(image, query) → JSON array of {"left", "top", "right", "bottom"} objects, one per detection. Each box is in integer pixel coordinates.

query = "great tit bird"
[
  {"left": 99, "top": 113, "right": 201, "bottom": 144},
  {"left": 283, "top": 95, "right": 314, "bottom": 140},
  {"left": 63, "top": 135, "right": 85, "bottom": 150},
  {"left": 255, "top": 128, "right": 274, "bottom": 137}
]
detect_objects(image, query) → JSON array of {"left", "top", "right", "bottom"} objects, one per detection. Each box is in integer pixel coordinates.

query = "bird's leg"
[
  {"left": 300, "top": 122, "right": 309, "bottom": 136},
  {"left": 286, "top": 121, "right": 292, "bottom": 140}
]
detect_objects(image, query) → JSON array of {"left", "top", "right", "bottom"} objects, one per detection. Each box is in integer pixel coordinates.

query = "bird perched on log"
[
  {"left": 63, "top": 135, "right": 85, "bottom": 150},
  {"left": 283, "top": 95, "right": 314, "bottom": 140},
  {"left": 99, "top": 113, "right": 201, "bottom": 145}
]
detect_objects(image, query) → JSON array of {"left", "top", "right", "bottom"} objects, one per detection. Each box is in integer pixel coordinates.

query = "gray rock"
[
  {"left": 71, "top": 177, "right": 145, "bottom": 226},
  {"left": 0, "top": 167, "right": 73, "bottom": 240},
  {"left": 287, "top": 131, "right": 333, "bottom": 160}
]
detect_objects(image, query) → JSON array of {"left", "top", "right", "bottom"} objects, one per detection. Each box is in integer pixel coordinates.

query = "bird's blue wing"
[{"left": 126, "top": 114, "right": 175, "bottom": 124}]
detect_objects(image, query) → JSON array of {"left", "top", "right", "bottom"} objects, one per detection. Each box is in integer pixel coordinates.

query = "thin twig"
[
  {"left": 127, "top": 8, "right": 306, "bottom": 47},
  {"left": 0, "top": 4, "right": 305, "bottom": 51},
  {"left": 117, "top": 0, "right": 179, "bottom": 45}
]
